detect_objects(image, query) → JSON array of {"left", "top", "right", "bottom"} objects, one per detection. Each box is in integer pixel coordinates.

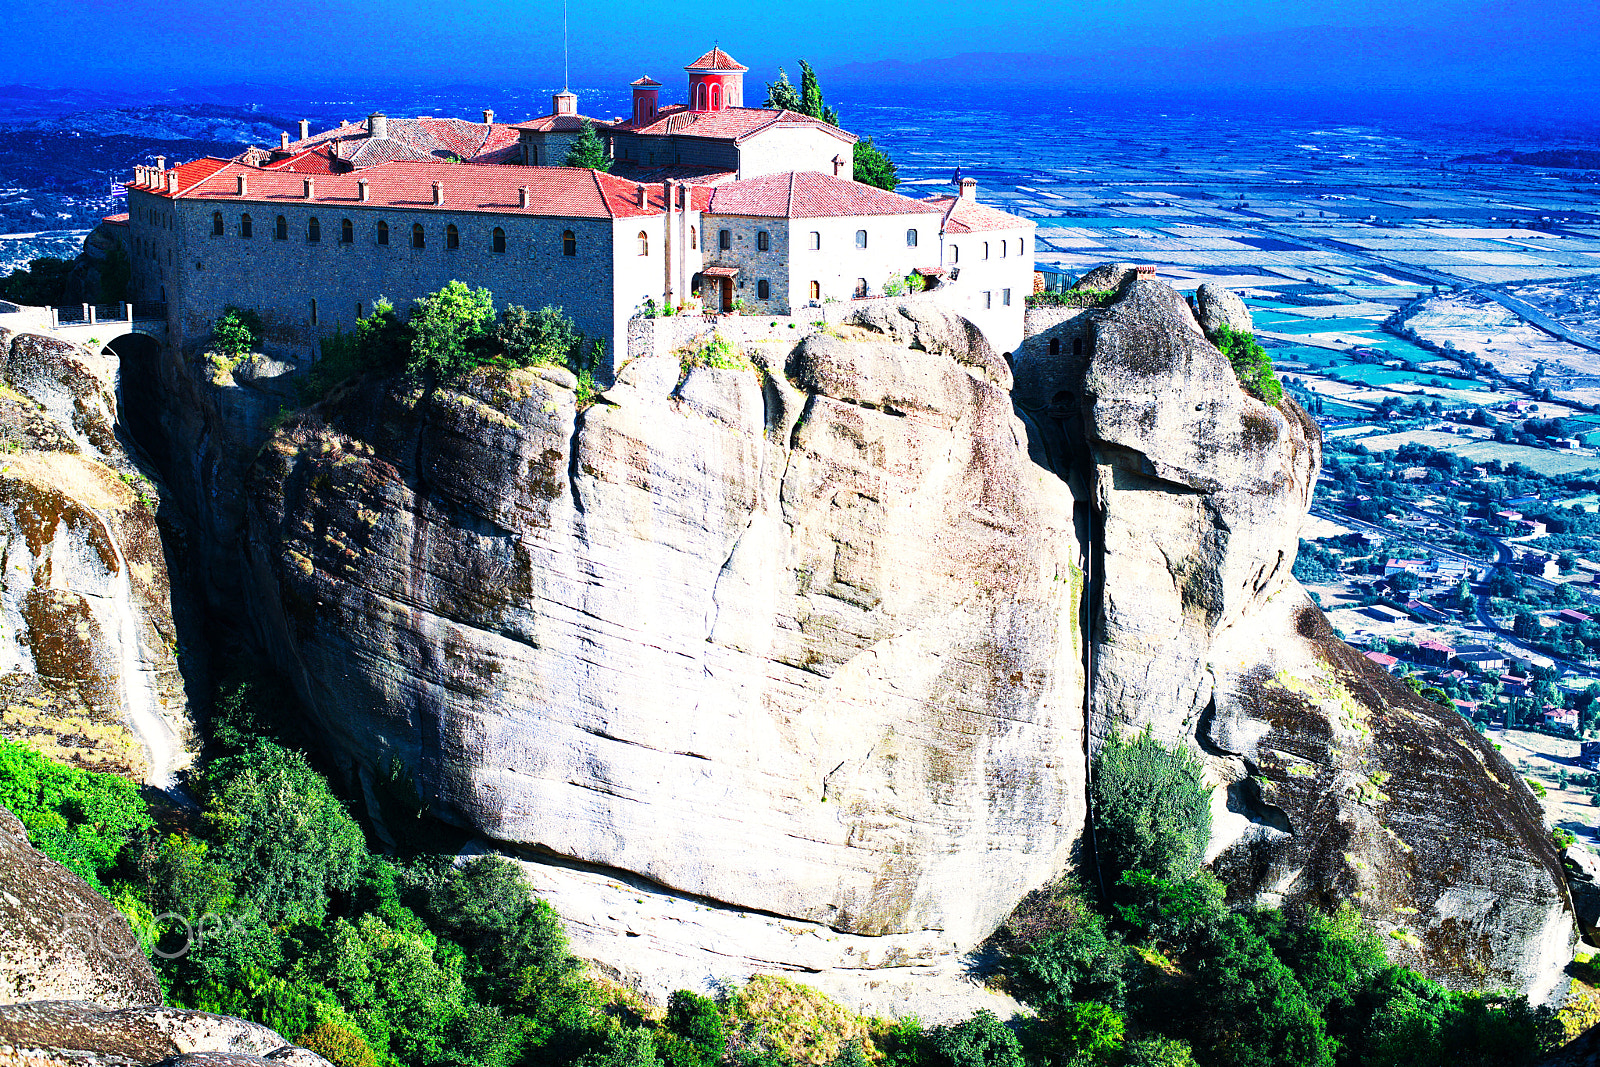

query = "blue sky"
[{"left": 8, "top": 0, "right": 1597, "bottom": 100}]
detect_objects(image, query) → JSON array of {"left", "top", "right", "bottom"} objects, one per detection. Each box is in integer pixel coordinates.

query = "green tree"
[
  {"left": 408, "top": 281, "right": 494, "bottom": 378},
  {"left": 854, "top": 138, "right": 899, "bottom": 191},
  {"left": 1212, "top": 323, "right": 1284, "bottom": 407},
  {"left": 1010, "top": 905, "right": 1129, "bottom": 1014},
  {"left": 1122, "top": 1037, "right": 1197, "bottom": 1067},
  {"left": 798, "top": 60, "right": 827, "bottom": 121},
  {"left": 925, "top": 1011, "right": 1024, "bottom": 1067},
  {"left": 202, "top": 743, "right": 366, "bottom": 922},
  {"left": 764, "top": 68, "right": 803, "bottom": 111},
  {"left": 1188, "top": 915, "right": 1335, "bottom": 1067},
  {"left": 0, "top": 256, "right": 73, "bottom": 305},
  {"left": 565, "top": 119, "right": 612, "bottom": 172},
  {"left": 213, "top": 306, "right": 263, "bottom": 357},
  {"left": 0, "top": 740, "right": 152, "bottom": 893},
  {"left": 1091, "top": 729, "right": 1212, "bottom": 889},
  {"left": 486, "top": 304, "right": 583, "bottom": 369}
]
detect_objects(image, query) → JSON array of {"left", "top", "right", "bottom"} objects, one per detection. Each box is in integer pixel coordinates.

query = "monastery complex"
[{"left": 119, "top": 47, "right": 1034, "bottom": 378}]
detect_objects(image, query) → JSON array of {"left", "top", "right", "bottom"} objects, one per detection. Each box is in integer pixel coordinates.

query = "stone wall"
[{"left": 128, "top": 192, "right": 676, "bottom": 382}]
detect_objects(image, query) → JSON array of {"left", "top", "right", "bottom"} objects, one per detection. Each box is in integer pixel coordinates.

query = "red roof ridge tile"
[{"left": 685, "top": 47, "right": 748, "bottom": 72}]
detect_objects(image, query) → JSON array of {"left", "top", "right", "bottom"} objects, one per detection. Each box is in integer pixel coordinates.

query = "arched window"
[
  {"left": 275, "top": 215, "right": 287, "bottom": 240},
  {"left": 241, "top": 213, "right": 252, "bottom": 238},
  {"left": 999, "top": 240, "right": 1007, "bottom": 257},
  {"left": 446, "top": 223, "right": 459, "bottom": 249},
  {"left": 1048, "top": 338, "right": 1060, "bottom": 356},
  {"left": 638, "top": 230, "right": 649, "bottom": 256},
  {"left": 810, "top": 281, "right": 821, "bottom": 301},
  {"left": 695, "top": 83, "right": 708, "bottom": 110},
  {"left": 809, "top": 231, "right": 821, "bottom": 250},
  {"left": 308, "top": 216, "right": 321, "bottom": 242},
  {"left": 211, "top": 211, "right": 223, "bottom": 236},
  {"left": 690, "top": 228, "right": 696, "bottom": 250},
  {"left": 757, "top": 279, "right": 770, "bottom": 300},
  {"left": 854, "top": 278, "right": 868, "bottom": 298},
  {"left": 855, "top": 229, "right": 867, "bottom": 249},
  {"left": 757, "top": 230, "right": 769, "bottom": 251},
  {"left": 340, "top": 218, "right": 353, "bottom": 244},
  {"left": 562, "top": 230, "right": 576, "bottom": 256},
  {"left": 310, "top": 298, "right": 318, "bottom": 325},
  {"left": 983, "top": 241, "right": 990, "bottom": 260},
  {"left": 492, "top": 227, "right": 505, "bottom": 253},
  {"left": 377, "top": 220, "right": 389, "bottom": 245},
  {"left": 950, "top": 244, "right": 959, "bottom": 263},
  {"left": 412, "top": 223, "right": 425, "bottom": 248},
  {"left": 711, "top": 84, "right": 722, "bottom": 110},
  {"left": 719, "top": 229, "right": 731, "bottom": 251},
  {"left": 906, "top": 228, "right": 918, "bottom": 247},
  {"left": 1017, "top": 238, "right": 1025, "bottom": 255}
]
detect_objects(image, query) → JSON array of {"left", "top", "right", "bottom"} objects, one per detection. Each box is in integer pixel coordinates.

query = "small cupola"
[
  {"left": 685, "top": 46, "right": 747, "bottom": 113},
  {"left": 630, "top": 76, "right": 661, "bottom": 124},
  {"left": 368, "top": 111, "right": 389, "bottom": 139},
  {"left": 552, "top": 90, "right": 578, "bottom": 116}
]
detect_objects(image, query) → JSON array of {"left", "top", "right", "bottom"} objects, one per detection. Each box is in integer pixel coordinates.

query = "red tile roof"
[
  {"left": 611, "top": 105, "right": 855, "bottom": 144},
  {"left": 132, "top": 159, "right": 674, "bottom": 219},
  {"left": 1364, "top": 652, "right": 1399, "bottom": 668},
  {"left": 513, "top": 113, "right": 612, "bottom": 134},
  {"left": 923, "top": 194, "right": 1031, "bottom": 234},
  {"left": 610, "top": 163, "right": 736, "bottom": 186},
  {"left": 685, "top": 47, "right": 747, "bottom": 72},
  {"left": 256, "top": 117, "right": 526, "bottom": 172},
  {"left": 630, "top": 75, "right": 662, "bottom": 87},
  {"left": 707, "top": 171, "right": 939, "bottom": 219},
  {"left": 102, "top": 213, "right": 129, "bottom": 226}
]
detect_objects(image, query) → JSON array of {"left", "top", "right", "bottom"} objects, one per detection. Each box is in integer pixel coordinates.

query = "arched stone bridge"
[{"left": 0, "top": 302, "right": 166, "bottom": 352}]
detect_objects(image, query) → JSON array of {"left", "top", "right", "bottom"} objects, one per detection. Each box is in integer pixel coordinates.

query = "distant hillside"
[{"left": 1452, "top": 148, "right": 1600, "bottom": 169}]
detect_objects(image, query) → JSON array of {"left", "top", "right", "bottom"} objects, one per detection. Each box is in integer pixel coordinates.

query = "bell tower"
[
  {"left": 631, "top": 76, "right": 661, "bottom": 124},
  {"left": 685, "top": 46, "right": 747, "bottom": 113}
]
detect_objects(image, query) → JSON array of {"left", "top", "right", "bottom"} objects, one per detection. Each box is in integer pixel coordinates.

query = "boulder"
[
  {"left": 0, "top": 806, "right": 160, "bottom": 1008},
  {"left": 0, "top": 1001, "right": 332, "bottom": 1067},
  {"left": 241, "top": 303, "right": 1086, "bottom": 1007},
  {"left": 1067, "top": 275, "right": 1573, "bottom": 1001},
  {"left": 1193, "top": 282, "right": 1253, "bottom": 342},
  {"left": 1073, "top": 262, "right": 1136, "bottom": 293}
]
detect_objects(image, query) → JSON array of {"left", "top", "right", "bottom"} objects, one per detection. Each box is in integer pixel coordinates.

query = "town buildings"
[{"left": 120, "top": 46, "right": 1033, "bottom": 379}]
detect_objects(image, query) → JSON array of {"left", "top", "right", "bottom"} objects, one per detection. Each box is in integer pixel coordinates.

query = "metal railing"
[{"left": 47, "top": 303, "right": 166, "bottom": 329}]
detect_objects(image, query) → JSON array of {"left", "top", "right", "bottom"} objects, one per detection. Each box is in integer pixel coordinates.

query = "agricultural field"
[{"left": 1353, "top": 430, "right": 1600, "bottom": 476}]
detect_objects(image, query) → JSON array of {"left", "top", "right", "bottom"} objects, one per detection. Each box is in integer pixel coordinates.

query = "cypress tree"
[{"left": 563, "top": 120, "right": 611, "bottom": 172}]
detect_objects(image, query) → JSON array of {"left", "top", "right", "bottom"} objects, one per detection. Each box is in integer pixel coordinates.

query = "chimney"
[
  {"left": 368, "top": 112, "right": 388, "bottom": 139},
  {"left": 483, "top": 109, "right": 494, "bottom": 124},
  {"left": 518, "top": 186, "right": 529, "bottom": 208},
  {"left": 340, "top": 119, "right": 350, "bottom": 129},
  {"left": 134, "top": 166, "right": 145, "bottom": 186},
  {"left": 298, "top": 119, "right": 310, "bottom": 141},
  {"left": 304, "top": 177, "right": 315, "bottom": 200},
  {"left": 959, "top": 177, "right": 977, "bottom": 201},
  {"left": 432, "top": 181, "right": 444, "bottom": 205},
  {"left": 166, "top": 172, "right": 177, "bottom": 193},
  {"left": 155, "top": 155, "right": 167, "bottom": 172},
  {"left": 636, "top": 184, "right": 646, "bottom": 207},
  {"left": 237, "top": 173, "right": 248, "bottom": 195},
  {"left": 280, "top": 131, "right": 290, "bottom": 151},
  {"left": 357, "top": 179, "right": 370, "bottom": 202},
  {"left": 552, "top": 90, "right": 577, "bottom": 116}
]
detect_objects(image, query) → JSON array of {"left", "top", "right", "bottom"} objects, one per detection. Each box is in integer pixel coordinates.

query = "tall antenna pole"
[{"left": 563, "top": 0, "right": 570, "bottom": 90}]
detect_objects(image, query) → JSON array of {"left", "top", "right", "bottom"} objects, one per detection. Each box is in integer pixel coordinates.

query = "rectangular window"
[
  {"left": 983, "top": 291, "right": 992, "bottom": 309},
  {"left": 1002, "top": 289, "right": 1011, "bottom": 306},
  {"left": 719, "top": 229, "right": 731, "bottom": 251}
]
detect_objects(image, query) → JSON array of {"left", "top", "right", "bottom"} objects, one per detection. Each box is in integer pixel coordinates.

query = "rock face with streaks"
[
  {"left": 242, "top": 303, "right": 1087, "bottom": 977},
  {"left": 0, "top": 328, "right": 191, "bottom": 784}
]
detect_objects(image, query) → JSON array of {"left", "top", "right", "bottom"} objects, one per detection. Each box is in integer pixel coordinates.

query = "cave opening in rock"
[{"left": 103, "top": 333, "right": 167, "bottom": 471}]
